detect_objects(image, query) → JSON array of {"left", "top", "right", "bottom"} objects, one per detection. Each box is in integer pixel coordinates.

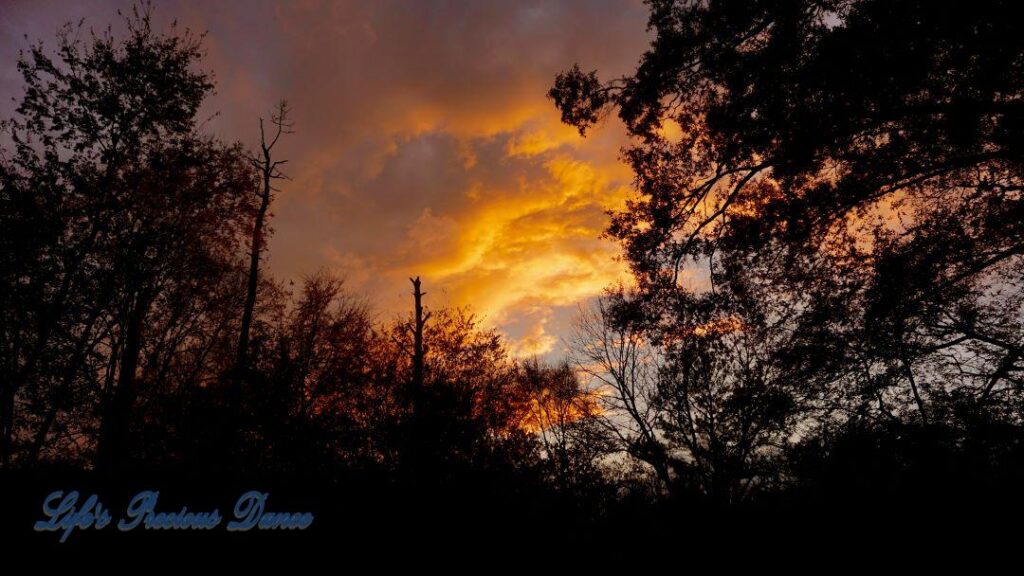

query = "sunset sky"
[{"left": 0, "top": 0, "right": 651, "bottom": 357}]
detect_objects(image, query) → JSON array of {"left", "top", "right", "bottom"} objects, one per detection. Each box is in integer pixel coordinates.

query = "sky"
[{"left": 0, "top": 0, "right": 651, "bottom": 358}]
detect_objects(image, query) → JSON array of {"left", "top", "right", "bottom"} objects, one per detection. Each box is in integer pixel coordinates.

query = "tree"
[
  {"left": 95, "top": 138, "right": 253, "bottom": 471},
  {"left": 408, "top": 276, "right": 430, "bottom": 420},
  {"left": 570, "top": 291, "right": 674, "bottom": 489},
  {"left": 249, "top": 270, "right": 379, "bottom": 471},
  {"left": 0, "top": 4, "right": 256, "bottom": 469},
  {"left": 372, "top": 301, "right": 544, "bottom": 478},
  {"left": 571, "top": 286, "right": 800, "bottom": 503},
  {"left": 236, "top": 101, "right": 292, "bottom": 375},
  {"left": 552, "top": 0, "right": 1024, "bottom": 439},
  {"left": 517, "top": 358, "right": 608, "bottom": 493}
]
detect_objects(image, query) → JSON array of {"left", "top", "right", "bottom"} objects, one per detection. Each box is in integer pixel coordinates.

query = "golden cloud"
[{"left": 403, "top": 149, "right": 632, "bottom": 356}]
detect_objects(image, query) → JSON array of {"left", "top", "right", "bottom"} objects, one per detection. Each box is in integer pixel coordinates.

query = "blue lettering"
[
  {"left": 228, "top": 491, "right": 314, "bottom": 531},
  {"left": 34, "top": 490, "right": 112, "bottom": 543}
]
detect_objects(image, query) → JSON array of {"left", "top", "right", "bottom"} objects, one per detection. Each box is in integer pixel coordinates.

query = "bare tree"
[
  {"left": 406, "top": 276, "right": 432, "bottom": 418},
  {"left": 570, "top": 290, "right": 674, "bottom": 490},
  {"left": 236, "top": 100, "right": 292, "bottom": 374}
]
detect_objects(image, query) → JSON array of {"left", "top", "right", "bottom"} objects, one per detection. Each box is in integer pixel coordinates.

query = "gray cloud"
[{"left": 0, "top": 0, "right": 650, "bottom": 355}]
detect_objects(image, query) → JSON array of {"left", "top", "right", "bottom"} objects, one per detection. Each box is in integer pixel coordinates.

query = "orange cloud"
[
  {"left": 395, "top": 151, "right": 632, "bottom": 356},
  {"left": 0, "top": 0, "right": 651, "bottom": 356}
]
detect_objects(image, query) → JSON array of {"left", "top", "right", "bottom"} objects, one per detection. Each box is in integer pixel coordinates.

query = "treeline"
[
  {"left": 0, "top": 8, "right": 583, "bottom": 487},
  {"left": 3, "top": 0, "right": 1024, "bottom": 530}
]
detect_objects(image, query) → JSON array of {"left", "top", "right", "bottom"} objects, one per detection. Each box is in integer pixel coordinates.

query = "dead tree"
[
  {"left": 409, "top": 276, "right": 431, "bottom": 413},
  {"left": 402, "top": 276, "right": 432, "bottom": 472},
  {"left": 236, "top": 100, "right": 292, "bottom": 373}
]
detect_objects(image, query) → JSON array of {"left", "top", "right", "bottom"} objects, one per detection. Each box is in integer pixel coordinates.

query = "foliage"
[{"left": 553, "top": 0, "right": 1024, "bottom": 501}]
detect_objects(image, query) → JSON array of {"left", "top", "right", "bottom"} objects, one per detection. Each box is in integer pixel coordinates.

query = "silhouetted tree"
[
  {"left": 386, "top": 302, "right": 538, "bottom": 476},
  {"left": 572, "top": 286, "right": 801, "bottom": 503},
  {"left": 518, "top": 358, "right": 609, "bottom": 493},
  {"left": 553, "top": 0, "right": 1024, "bottom": 492},
  {"left": 95, "top": 138, "right": 253, "bottom": 471},
  {"left": 236, "top": 101, "right": 292, "bottom": 376},
  {"left": 0, "top": 5, "right": 256, "bottom": 469},
  {"left": 408, "top": 276, "right": 430, "bottom": 420},
  {"left": 248, "top": 271, "right": 379, "bottom": 471},
  {"left": 570, "top": 291, "right": 675, "bottom": 490}
]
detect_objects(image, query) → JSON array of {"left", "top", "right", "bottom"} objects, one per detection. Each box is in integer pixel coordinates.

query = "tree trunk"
[
  {"left": 236, "top": 101, "right": 290, "bottom": 377},
  {"left": 412, "top": 278, "right": 424, "bottom": 392},
  {"left": 236, "top": 181, "right": 270, "bottom": 373},
  {"left": 97, "top": 288, "right": 150, "bottom": 472},
  {"left": 407, "top": 277, "right": 430, "bottom": 473},
  {"left": 26, "top": 312, "right": 102, "bottom": 464}
]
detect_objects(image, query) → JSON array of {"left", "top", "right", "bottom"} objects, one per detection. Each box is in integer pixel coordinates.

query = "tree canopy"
[{"left": 552, "top": 0, "right": 1024, "bottom": 501}]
